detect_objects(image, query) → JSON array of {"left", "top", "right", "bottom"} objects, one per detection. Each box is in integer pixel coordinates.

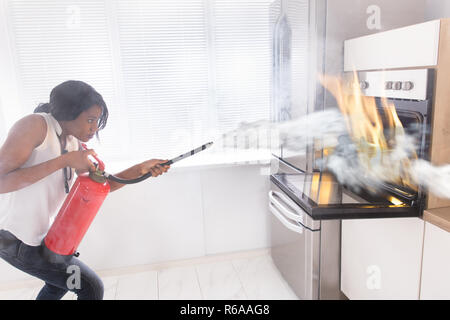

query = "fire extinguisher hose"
[
  {"left": 99, "top": 142, "right": 213, "bottom": 185},
  {"left": 103, "top": 160, "right": 173, "bottom": 185}
]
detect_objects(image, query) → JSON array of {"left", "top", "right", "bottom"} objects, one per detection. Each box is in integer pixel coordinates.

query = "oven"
[
  {"left": 269, "top": 67, "right": 435, "bottom": 300},
  {"left": 269, "top": 157, "right": 344, "bottom": 300},
  {"left": 347, "top": 69, "right": 434, "bottom": 215},
  {"left": 268, "top": 14, "right": 446, "bottom": 300},
  {"left": 272, "top": 68, "right": 434, "bottom": 219}
]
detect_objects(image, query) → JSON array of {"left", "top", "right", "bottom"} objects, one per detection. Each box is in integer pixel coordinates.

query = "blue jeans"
[{"left": 0, "top": 230, "right": 104, "bottom": 300}]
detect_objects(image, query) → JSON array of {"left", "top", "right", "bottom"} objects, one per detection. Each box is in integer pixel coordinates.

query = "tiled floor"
[{"left": 0, "top": 249, "right": 298, "bottom": 300}]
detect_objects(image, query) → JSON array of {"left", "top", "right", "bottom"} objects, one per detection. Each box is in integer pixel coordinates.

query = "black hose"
[
  {"left": 104, "top": 160, "right": 172, "bottom": 185},
  {"left": 105, "top": 172, "right": 153, "bottom": 185}
]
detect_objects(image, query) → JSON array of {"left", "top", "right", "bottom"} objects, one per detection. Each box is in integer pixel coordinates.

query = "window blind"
[
  {"left": 7, "top": 0, "right": 115, "bottom": 121},
  {"left": 114, "top": 0, "right": 210, "bottom": 160},
  {"left": 6, "top": 0, "right": 121, "bottom": 158},
  {"left": 2, "top": 0, "right": 310, "bottom": 165},
  {"left": 213, "top": 0, "right": 273, "bottom": 135}
]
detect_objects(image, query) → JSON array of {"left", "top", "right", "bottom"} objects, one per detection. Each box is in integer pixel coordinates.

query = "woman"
[{"left": 0, "top": 80, "right": 170, "bottom": 300}]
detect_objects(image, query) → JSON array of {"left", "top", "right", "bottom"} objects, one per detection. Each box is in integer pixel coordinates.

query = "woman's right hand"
[{"left": 62, "top": 149, "right": 98, "bottom": 172}]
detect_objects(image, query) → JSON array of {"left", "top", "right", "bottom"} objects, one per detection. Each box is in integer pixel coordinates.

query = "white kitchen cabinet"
[
  {"left": 344, "top": 20, "right": 440, "bottom": 71},
  {"left": 420, "top": 222, "right": 450, "bottom": 300},
  {"left": 201, "top": 164, "right": 271, "bottom": 255},
  {"left": 341, "top": 218, "right": 424, "bottom": 300},
  {"left": 78, "top": 168, "right": 206, "bottom": 271}
]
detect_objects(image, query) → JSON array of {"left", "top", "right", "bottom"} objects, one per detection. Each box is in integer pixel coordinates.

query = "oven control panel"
[
  {"left": 348, "top": 69, "right": 431, "bottom": 101},
  {"left": 383, "top": 81, "right": 415, "bottom": 91}
]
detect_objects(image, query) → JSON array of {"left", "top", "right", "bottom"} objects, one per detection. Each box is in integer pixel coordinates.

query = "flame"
[
  {"left": 310, "top": 172, "right": 336, "bottom": 205},
  {"left": 319, "top": 73, "right": 418, "bottom": 192},
  {"left": 388, "top": 196, "right": 404, "bottom": 206}
]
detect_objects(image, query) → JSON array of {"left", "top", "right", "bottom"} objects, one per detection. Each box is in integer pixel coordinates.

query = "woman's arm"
[
  {"left": 0, "top": 115, "right": 97, "bottom": 194},
  {"left": 0, "top": 115, "right": 54, "bottom": 193},
  {"left": 108, "top": 159, "right": 170, "bottom": 192}
]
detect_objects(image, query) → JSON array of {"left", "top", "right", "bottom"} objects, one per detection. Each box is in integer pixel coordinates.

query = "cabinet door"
[
  {"left": 420, "top": 222, "right": 450, "bottom": 300},
  {"left": 344, "top": 20, "right": 440, "bottom": 71},
  {"left": 341, "top": 218, "right": 424, "bottom": 300}
]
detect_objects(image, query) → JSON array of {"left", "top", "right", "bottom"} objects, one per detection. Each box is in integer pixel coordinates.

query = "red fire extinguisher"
[
  {"left": 42, "top": 142, "right": 212, "bottom": 262},
  {"left": 43, "top": 145, "right": 110, "bottom": 259}
]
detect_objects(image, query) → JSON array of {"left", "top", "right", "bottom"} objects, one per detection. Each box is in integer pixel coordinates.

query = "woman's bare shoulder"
[
  {"left": 0, "top": 114, "right": 49, "bottom": 177},
  {"left": 7, "top": 114, "right": 48, "bottom": 148}
]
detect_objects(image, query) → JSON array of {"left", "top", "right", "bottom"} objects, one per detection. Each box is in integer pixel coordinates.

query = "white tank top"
[{"left": 0, "top": 113, "right": 79, "bottom": 246}]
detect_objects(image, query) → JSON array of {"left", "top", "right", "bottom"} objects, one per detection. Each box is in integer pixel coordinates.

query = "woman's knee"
[
  {"left": 66, "top": 261, "right": 104, "bottom": 300},
  {"left": 76, "top": 275, "right": 104, "bottom": 300}
]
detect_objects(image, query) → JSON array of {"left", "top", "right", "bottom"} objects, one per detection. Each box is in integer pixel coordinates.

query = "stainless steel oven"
[
  {"left": 269, "top": 67, "right": 435, "bottom": 300},
  {"left": 269, "top": 179, "right": 321, "bottom": 300},
  {"left": 271, "top": 68, "right": 434, "bottom": 218},
  {"left": 269, "top": 157, "right": 344, "bottom": 300},
  {"left": 342, "top": 68, "right": 435, "bottom": 216}
]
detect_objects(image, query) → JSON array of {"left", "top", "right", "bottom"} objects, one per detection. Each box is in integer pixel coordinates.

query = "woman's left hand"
[{"left": 139, "top": 159, "right": 170, "bottom": 177}]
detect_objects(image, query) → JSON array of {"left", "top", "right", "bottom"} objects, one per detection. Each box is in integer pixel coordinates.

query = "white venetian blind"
[
  {"left": 213, "top": 0, "right": 273, "bottom": 135},
  {"left": 7, "top": 0, "right": 118, "bottom": 143},
  {"left": 3, "top": 0, "right": 281, "bottom": 164},
  {"left": 6, "top": 0, "right": 124, "bottom": 160},
  {"left": 114, "top": 0, "right": 210, "bottom": 160}
]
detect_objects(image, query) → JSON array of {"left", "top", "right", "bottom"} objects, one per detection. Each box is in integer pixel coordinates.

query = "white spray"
[{"left": 220, "top": 110, "right": 450, "bottom": 200}]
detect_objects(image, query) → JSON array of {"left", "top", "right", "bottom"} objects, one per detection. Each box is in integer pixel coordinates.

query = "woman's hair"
[{"left": 34, "top": 80, "right": 109, "bottom": 137}]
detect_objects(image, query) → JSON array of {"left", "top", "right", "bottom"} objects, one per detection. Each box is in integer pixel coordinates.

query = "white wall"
[
  {"left": 324, "top": 0, "right": 427, "bottom": 75},
  {"left": 0, "top": 99, "right": 5, "bottom": 143},
  {"left": 321, "top": 0, "right": 450, "bottom": 83},
  {"left": 322, "top": 0, "right": 427, "bottom": 109},
  {"left": 0, "top": 0, "right": 22, "bottom": 134},
  {"left": 425, "top": 0, "right": 450, "bottom": 20},
  {"left": 0, "top": 163, "right": 271, "bottom": 284}
]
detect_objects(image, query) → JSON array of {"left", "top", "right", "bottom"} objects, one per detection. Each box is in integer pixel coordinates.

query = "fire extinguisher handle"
[{"left": 81, "top": 143, "right": 105, "bottom": 171}]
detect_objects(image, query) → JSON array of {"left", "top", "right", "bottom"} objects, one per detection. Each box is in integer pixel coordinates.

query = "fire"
[
  {"left": 388, "top": 196, "right": 404, "bottom": 206},
  {"left": 319, "top": 73, "right": 418, "bottom": 192},
  {"left": 310, "top": 172, "right": 336, "bottom": 205}
]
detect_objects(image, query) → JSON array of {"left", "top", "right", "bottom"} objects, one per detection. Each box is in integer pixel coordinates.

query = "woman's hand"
[
  {"left": 63, "top": 149, "right": 98, "bottom": 172},
  {"left": 107, "top": 159, "right": 171, "bottom": 192},
  {"left": 139, "top": 159, "right": 170, "bottom": 177}
]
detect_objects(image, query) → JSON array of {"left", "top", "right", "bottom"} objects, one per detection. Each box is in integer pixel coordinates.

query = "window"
[
  {"left": 114, "top": 0, "right": 210, "bottom": 160},
  {"left": 0, "top": 0, "right": 309, "bottom": 166},
  {"left": 2, "top": 0, "right": 118, "bottom": 155}
]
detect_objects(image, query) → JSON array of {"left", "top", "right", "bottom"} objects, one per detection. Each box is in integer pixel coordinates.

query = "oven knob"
[
  {"left": 360, "top": 81, "right": 369, "bottom": 90},
  {"left": 402, "top": 81, "right": 414, "bottom": 91},
  {"left": 393, "top": 81, "right": 403, "bottom": 90},
  {"left": 385, "top": 81, "right": 393, "bottom": 90}
]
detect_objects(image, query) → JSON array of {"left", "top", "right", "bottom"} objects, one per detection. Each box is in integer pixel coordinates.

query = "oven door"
[
  {"left": 269, "top": 180, "right": 321, "bottom": 300},
  {"left": 279, "top": 148, "right": 309, "bottom": 173}
]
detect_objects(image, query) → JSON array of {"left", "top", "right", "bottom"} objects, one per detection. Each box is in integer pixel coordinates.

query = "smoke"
[
  {"left": 221, "top": 109, "right": 347, "bottom": 154},
  {"left": 324, "top": 132, "right": 419, "bottom": 193},
  {"left": 221, "top": 110, "right": 450, "bottom": 200},
  {"left": 411, "top": 160, "right": 450, "bottom": 199}
]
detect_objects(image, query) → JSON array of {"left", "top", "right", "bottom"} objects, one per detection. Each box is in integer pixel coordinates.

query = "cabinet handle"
[
  {"left": 269, "top": 190, "right": 304, "bottom": 223},
  {"left": 269, "top": 203, "right": 304, "bottom": 234}
]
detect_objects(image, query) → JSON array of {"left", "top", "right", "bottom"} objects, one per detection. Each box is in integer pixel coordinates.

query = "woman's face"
[{"left": 65, "top": 105, "right": 103, "bottom": 142}]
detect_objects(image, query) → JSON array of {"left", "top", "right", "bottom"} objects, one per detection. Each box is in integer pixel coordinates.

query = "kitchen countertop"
[{"left": 423, "top": 207, "right": 450, "bottom": 233}]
